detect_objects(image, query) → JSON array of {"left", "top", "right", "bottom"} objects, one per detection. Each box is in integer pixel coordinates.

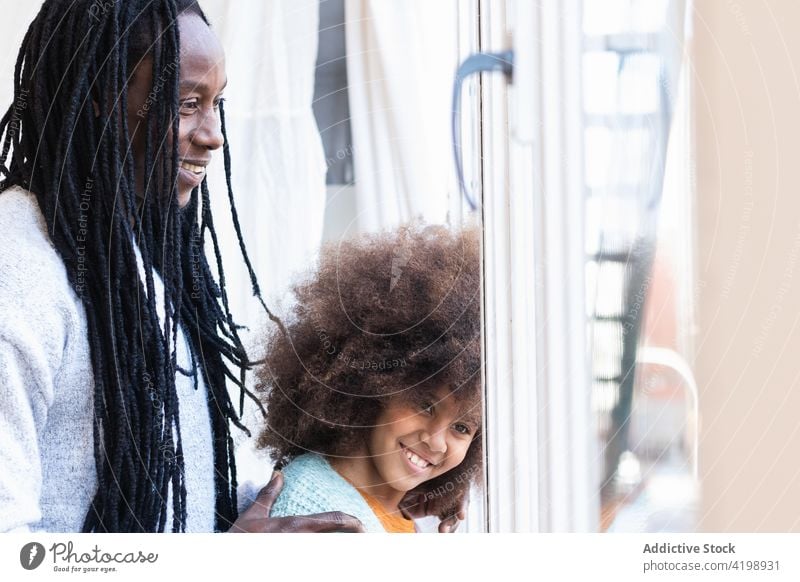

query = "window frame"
[{"left": 480, "top": 0, "right": 599, "bottom": 532}]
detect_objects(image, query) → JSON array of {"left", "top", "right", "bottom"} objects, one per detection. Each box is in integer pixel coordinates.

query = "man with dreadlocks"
[{"left": 0, "top": 0, "right": 366, "bottom": 533}]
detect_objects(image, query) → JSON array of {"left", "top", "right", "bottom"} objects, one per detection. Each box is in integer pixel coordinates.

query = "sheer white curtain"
[
  {"left": 202, "top": 0, "right": 326, "bottom": 321},
  {"left": 200, "top": 0, "right": 326, "bottom": 483},
  {"left": 344, "top": 0, "right": 458, "bottom": 232},
  {"left": 0, "top": 4, "right": 41, "bottom": 108}
]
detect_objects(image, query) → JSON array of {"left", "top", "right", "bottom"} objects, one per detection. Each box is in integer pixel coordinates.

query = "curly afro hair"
[{"left": 256, "top": 223, "right": 483, "bottom": 516}]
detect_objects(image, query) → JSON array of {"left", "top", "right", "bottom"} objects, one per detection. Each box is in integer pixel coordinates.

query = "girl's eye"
[
  {"left": 453, "top": 423, "right": 472, "bottom": 436},
  {"left": 420, "top": 402, "right": 434, "bottom": 415}
]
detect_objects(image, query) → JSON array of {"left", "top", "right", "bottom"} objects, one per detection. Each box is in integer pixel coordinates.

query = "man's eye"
[{"left": 179, "top": 99, "right": 199, "bottom": 114}]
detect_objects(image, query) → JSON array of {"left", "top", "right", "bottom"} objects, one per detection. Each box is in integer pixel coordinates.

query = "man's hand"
[
  {"left": 228, "top": 472, "right": 365, "bottom": 533},
  {"left": 398, "top": 490, "right": 469, "bottom": 533}
]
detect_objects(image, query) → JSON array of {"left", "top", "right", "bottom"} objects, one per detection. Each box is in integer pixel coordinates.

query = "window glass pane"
[
  {"left": 583, "top": 51, "right": 620, "bottom": 115},
  {"left": 586, "top": 194, "right": 642, "bottom": 255},
  {"left": 583, "top": 0, "right": 670, "bottom": 34},
  {"left": 584, "top": 125, "right": 612, "bottom": 188},
  {"left": 583, "top": 0, "right": 628, "bottom": 35},
  {"left": 584, "top": 0, "right": 696, "bottom": 533},
  {"left": 618, "top": 53, "right": 662, "bottom": 114},
  {"left": 618, "top": 128, "right": 652, "bottom": 185},
  {"left": 630, "top": 0, "right": 670, "bottom": 33},
  {"left": 591, "top": 261, "right": 627, "bottom": 317},
  {"left": 591, "top": 321, "right": 624, "bottom": 379}
]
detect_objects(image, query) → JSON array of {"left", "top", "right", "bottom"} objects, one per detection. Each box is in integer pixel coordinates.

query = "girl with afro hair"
[{"left": 256, "top": 224, "right": 483, "bottom": 533}]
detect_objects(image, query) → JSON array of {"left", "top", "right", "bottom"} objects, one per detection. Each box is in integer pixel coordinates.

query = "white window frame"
[{"left": 480, "top": 0, "right": 598, "bottom": 532}]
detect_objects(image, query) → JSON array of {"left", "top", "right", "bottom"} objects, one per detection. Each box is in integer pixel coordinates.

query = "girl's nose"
[{"left": 421, "top": 427, "right": 448, "bottom": 455}]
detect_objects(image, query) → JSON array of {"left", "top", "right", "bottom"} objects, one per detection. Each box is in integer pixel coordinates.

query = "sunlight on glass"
[
  {"left": 618, "top": 128, "right": 653, "bottom": 186},
  {"left": 583, "top": 0, "right": 670, "bottom": 35},
  {"left": 585, "top": 195, "right": 643, "bottom": 255},
  {"left": 582, "top": 0, "right": 627, "bottom": 35},
  {"left": 584, "top": 125, "right": 613, "bottom": 188},
  {"left": 583, "top": 51, "right": 620, "bottom": 114},
  {"left": 618, "top": 53, "right": 662, "bottom": 114}
]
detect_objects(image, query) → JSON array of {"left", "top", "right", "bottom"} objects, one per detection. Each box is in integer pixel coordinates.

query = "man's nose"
[{"left": 194, "top": 108, "right": 224, "bottom": 150}]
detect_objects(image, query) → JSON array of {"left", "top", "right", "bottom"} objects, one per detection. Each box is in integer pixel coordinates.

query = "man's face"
[{"left": 126, "top": 13, "right": 227, "bottom": 208}]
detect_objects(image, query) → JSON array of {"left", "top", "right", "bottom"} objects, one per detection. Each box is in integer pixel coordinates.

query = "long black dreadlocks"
[{"left": 0, "top": 0, "right": 273, "bottom": 532}]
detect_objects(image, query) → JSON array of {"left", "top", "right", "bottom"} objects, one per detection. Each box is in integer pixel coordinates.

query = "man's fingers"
[
  {"left": 456, "top": 494, "right": 469, "bottom": 521},
  {"left": 291, "top": 512, "right": 365, "bottom": 533},
  {"left": 398, "top": 492, "right": 426, "bottom": 520},
  {"left": 251, "top": 471, "right": 284, "bottom": 516}
]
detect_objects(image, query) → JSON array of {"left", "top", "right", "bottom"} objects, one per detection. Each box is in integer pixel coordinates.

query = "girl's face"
[
  {"left": 367, "top": 386, "right": 479, "bottom": 495},
  {"left": 126, "top": 13, "right": 226, "bottom": 208}
]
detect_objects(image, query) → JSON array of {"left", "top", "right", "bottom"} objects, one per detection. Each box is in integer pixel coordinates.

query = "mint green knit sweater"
[{"left": 269, "top": 454, "right": 386, "bottom": 532}]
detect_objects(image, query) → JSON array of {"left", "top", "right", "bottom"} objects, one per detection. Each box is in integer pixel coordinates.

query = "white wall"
[{"left": 694, "top": 0, "right": 800, "bottom": 532}]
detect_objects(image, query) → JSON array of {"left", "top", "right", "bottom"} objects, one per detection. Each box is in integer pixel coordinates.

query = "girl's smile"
[{"left": 401, "top": 444, "right": 437, "bottom": 472}]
